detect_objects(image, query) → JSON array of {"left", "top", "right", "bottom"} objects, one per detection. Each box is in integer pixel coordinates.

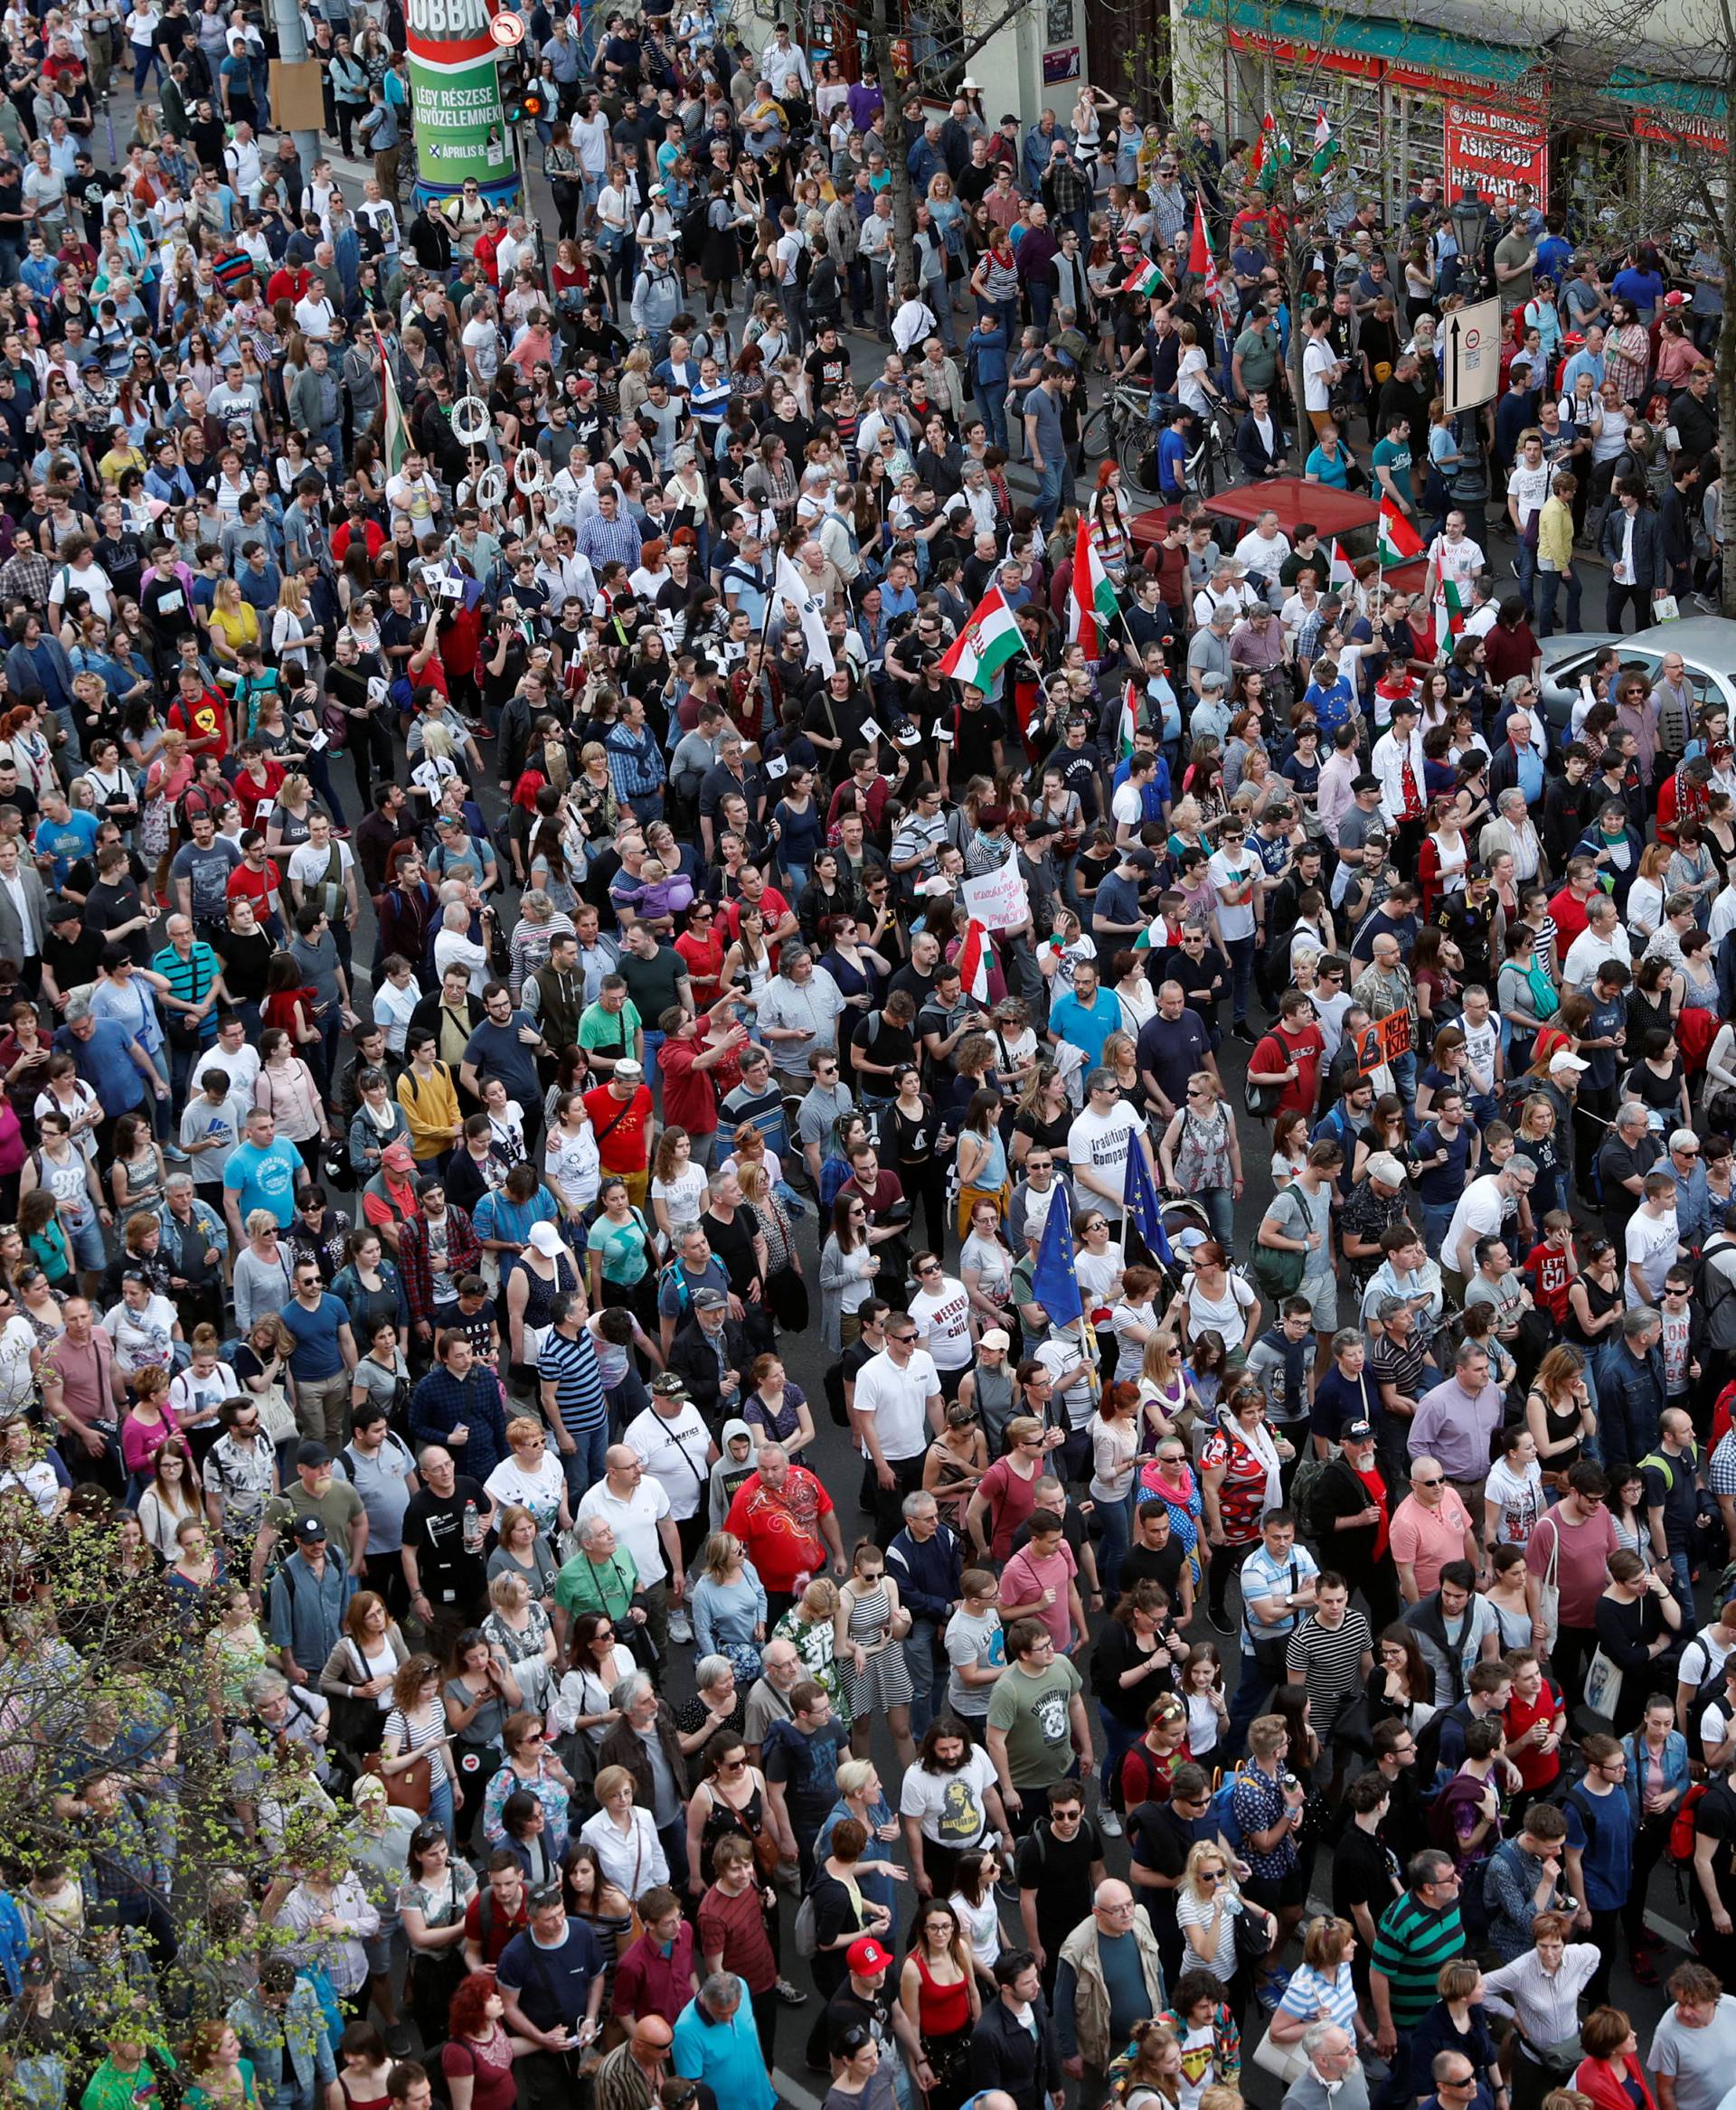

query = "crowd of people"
[{"left": 6, "top": 4, "right": 1736, "bottom": 2110}]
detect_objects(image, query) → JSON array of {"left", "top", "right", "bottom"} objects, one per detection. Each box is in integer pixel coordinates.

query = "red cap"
[{"left": 847, "top": 1937, "right": 893, "bottom": 1973}]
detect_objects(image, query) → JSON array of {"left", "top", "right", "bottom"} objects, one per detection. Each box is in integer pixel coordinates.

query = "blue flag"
[
  {"left": 1123, "top": 1134, "right": 1176, "bottom": 1270},
  {"left": 1029, "top": 1189, "right": 1084, "bottom": 1327}
]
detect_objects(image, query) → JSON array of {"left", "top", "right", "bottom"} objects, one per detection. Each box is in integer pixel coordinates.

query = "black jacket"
[
  {"left": 1234, "top": 407, "right": 1288, "bottom": 479},
  {"left": 970, "top": 1989, "right": 1062, "bottom": 2110},
  {"left": 1308, "top": 1454, "right": 1385, "bottom": 1574},
  {"left": 1599, "top": 502, "right": 1662, "bottom": 591},
  {"left": 668, "top": 1313, "right": 755, "bottom": 1421}
]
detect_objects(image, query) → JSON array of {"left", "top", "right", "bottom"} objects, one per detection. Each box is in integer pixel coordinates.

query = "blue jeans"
[
  {"left": 976, "top": 377, "right": 1009, "bottom": 452},
  {"left": 1536, "top": 563, "right": 1581, "bottom": 637},
  {"left": 1224, "top": 1646, "right": 1275, "bottom": 1761},
  {"left": 1514, "top": 540, "right": 1539, "bottom": 615},
  {"left": 558, "top": 1420, "right": 609, "bottom": 1500},
  {"left": 1223, "top": 931, "right": 1257, "bottom": 1025},
  {"left": 1033, "top": 457, "right": 1064, "bottom": 533},
  {"left": 1028, "top": 279, "right": 1052, "bottom": 334},
  {"left": 1390, "top": 1049, "right": 1418, "bottom": 1116},
  {"left": 905, "top": 1617, "right": 939, "bottom": 1738},
  {"left": 1420, "top": 1200, "right": 1457, "bottom": 1258},
  {"left": 428, "top": 1768, "right": 457, "bottom": 1843},
  {"left": 1098, "top": 1705, "right": 1140, "bottom": 1806}
]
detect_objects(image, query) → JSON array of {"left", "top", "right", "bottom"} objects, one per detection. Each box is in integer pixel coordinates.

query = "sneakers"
[
  {"left": 1099, "top": 1806, "right": 1124, "bottom": 1838},
  {"left": 1206, "top": 1605, "right": 1234, "bottom": 1637},
  {"left": 775, "top": 1978, "right": 808, "bottom": 2006},
  {"left": 667, "top": 1609, "right": 693, "bottom": 1645},
  {"left": 1632, "top": 1954, "right": 1661, "bottom": 1986},
  {"left": 1231, "top": 1020, "right": 1258, "bottom": 1044}
]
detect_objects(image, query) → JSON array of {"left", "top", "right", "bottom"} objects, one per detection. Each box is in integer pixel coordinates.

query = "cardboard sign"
[
  {"left": 1356, "top": 1009, "right": 1413, "bottom": 1074},
  {"left": 963, "top": 851, "right": 1031, "bottom": 933}
]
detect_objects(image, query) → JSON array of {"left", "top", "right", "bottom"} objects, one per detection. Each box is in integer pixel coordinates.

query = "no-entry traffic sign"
[{"left": 489, "top": 14, "right": 524, "bottom": 45}]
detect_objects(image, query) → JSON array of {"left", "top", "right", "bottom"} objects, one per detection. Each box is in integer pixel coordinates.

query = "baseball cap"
[
  {"left": 527, "top": 1220, "right": 566, "bottom": 1258},
  {"left": 382, "top": 1139, "right": 416, "bottom": 1170},
  {"left": 693, "top": 1287, "right": 728, "bottom": 1313},
  {"left": 1125, "top": 848, "right": 1157, "bottom": 871},
  {"left": 1364, "top": 1153, "right": 1407, "bottom": 1186},
  {"left": 1344, "top": 1419, "right": 1375, "bottom": 1443},
  {"left": 651, "top": 1372, "right": 690, "bottom": 1396},
  {"left": 296, "top": 1440, "right": 332, "bottom": 1469},
  {"left": 1550, "top": 1051, "right": 1589, "bottom": 1074},
  {"left": 847, "top": 1936, "right": 892, "bottom": 1974},
  {"left": 292, "top": 1515, "right": 327, "bottom": 1543},
  {"left": 980, "top": 1328, "right": 1010, "bottom": 1352}
]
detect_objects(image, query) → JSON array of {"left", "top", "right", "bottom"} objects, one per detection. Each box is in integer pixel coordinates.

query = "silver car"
[{"left": 1538, "top": 616, "right": 1736, "bottom": 736}]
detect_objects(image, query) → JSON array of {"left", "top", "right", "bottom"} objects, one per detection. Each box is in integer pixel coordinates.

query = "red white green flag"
[
  {"left": 1376, "top": 496, "right": 1425, "bottom": 565},
  {"left": 1442, "top": 578, "right": 1469, "bottom": 634},
  {"left": 1069, "top": 513, "right": 1118, "bottom": 660},
  {"left": 1327, "top": 539, "right": 1355, "bottom": 591},
  {"left": 939, "top": 586, "right": 1022, "bottom": 688},
  {"left": 1186, "top": 194, "right": 1222, "bottom": 309},
  {"left": 1121, "top": 256, "right": 1169, "bottom": 297}
]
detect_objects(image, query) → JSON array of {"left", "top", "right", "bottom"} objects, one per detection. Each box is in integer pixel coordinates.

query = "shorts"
[
  {"left": 1243, "top": 1864, "right": 1307, "bottom": 1912},
  {"left": 1297, "top": 1270, "right": 1339, "bottom": 1331}
]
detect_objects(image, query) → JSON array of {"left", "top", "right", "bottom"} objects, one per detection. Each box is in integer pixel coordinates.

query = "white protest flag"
[{"left": 773, "top": 550, "right": 835, "bottom": 678}]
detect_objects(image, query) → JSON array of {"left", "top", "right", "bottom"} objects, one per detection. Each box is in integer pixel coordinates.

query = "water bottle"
[{"left": 463, "top": 1498, "right": 481, "bottom": 1554}]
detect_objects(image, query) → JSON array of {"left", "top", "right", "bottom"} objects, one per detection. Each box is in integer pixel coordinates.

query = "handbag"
[
  {"left": 1252, "top": 2031, "right": 1311, "bottom": 2086},
  {"left": 1537, "top": 1521, "right": 1561, "bottom": 1654},
  {"left": 1654, "top": 594, "right": 1682, "bottom": 622},
  {"left": 1250, "top": 1237, "right": 1306, "bottom": 1304},
  {"left": 1231, "top": 1895, "right": 1277, "bottom": 1963},
  {"left": 253, "top": 1382, "right": 299, "bottom": 1449},
  {"left": 362, "top": 1747, "right": 431, "bottom": 1813},
  {"left": 1582, "top": 1644, "right": 1624, "bottom": 1723}
]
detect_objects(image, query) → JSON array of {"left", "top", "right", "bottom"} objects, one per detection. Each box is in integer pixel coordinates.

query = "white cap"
[
  {"left": 1550, "top": 1051, "right": 1589, "bottom": 1074},
  {"left": 527, "top": 1220, "right": 565, "bottom": 1258}
]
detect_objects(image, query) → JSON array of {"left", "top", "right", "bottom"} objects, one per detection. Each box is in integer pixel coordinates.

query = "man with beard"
[{"left": 898, "top": 1717, "right": 1013, "bottom": 1902}]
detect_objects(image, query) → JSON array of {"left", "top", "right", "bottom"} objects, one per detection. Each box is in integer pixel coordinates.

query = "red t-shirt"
[
  {"left": 582, "top": 1083, "right": 654, "bottom": 1173},
  {"left": 226, "top": 859, "right": 278, "bottom": 913},
  {"left": 1503, "top": 1677, "right": 1565, "bottom": 1791},
  {"left": 675, "top": 928, "right": 724, "bottom": 1006},
  {"left": 657, "top": 1035, "right": 721, "bottom": 1139},
  {"left": 232, "top": 758, "right": 286, "bottom": 828},
  {"left": 1524, "top": 1238, "right": 1575, "bottom": 1323},
  {"left": 1253, "top": 1022, "right": 1326, "bottom": 1118},
  {"left": 1547, "top": 885, "right": 1592, "bottom": 953},
  {"left": 170, "top": 692, "right": 228, "bottom": 757},
  {"left": 722, "top": 887, "right": 793, "bottom": 966}
]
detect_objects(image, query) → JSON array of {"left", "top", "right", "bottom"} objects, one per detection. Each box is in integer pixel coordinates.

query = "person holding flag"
[
  {"left": 1066, "top": 1066, "right": 1155, "bottom": 1234},
  {"left": 1422, "top": 509, "right": 1486, "bottom": 639}
]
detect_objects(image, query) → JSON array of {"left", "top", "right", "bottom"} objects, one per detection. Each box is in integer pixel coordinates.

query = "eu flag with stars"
[
  {"left": 1123, "top": 1135, "right": 1176, "bottom": 1270},
  {"left": 1029, "top": 1187, "right": 1085, "bottom": 1327}
]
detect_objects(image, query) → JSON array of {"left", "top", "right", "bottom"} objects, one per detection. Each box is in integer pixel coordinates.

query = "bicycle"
[{"left": 1079, "top": 384, "right": 1237, "bottom": 499}]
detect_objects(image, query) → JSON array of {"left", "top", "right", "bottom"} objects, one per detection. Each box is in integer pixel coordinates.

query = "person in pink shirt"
[
  {"left": 1391, "top": 1455, "right": 1481, "bottom": 1603},
  {"left": 998, "top": 1510, "right": 1084, "bottom": 1653}
]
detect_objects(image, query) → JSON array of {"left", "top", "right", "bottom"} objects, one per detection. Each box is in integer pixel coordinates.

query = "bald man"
[
  {"left": 595, "top": 2009, "right": 675, "bottom": 2110},
  {"left": 575, "top": 1441, "right": 684, "bottom": 1656},
  {"left": 1053, "top": 1879, "right": 1168, "bottom": 2082}
]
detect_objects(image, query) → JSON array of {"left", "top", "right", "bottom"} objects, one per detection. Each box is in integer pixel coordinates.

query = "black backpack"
[{"left": 1699, "top": 1235, "right": 1736, "bottom": 1354}]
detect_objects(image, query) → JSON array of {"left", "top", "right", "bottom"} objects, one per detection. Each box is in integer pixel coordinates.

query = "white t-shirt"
[
  {"left": 897, "top": 1742, "right": 1000, "bottom": 1847},
  {"left": 1303, "top": 335, "right": 1336, "bottom": 413},
  {"left": 852, "top": 1346, "right": 942, "bottom": 1461},
  {"left": 1507, "top": 461, "right": 1550, "bottom": 532},
  {"left": 1484, "top": 1457, "right": 1544, "bottom": 1547},
  {"left": 1065, "top": 1103, "right": 1143, "bottom": 1223},
  {"left": 483, "top": 1452, "right": 568, "bottom": 1538},
  {"left": 575, "top": 1474, "right": 673, "bottom": 1587},
  {"left": 1626, "top": 1205, "right": 1681, "bottom": 1306},
  {"left": 1441, "top": 1173, "right": 1507, "bottom": 1276},
  {"left": 1206, "top": 846, "right": 1259, "bottom": 942},
  {"left": 909, "top": 1279, "right": 973, "bottom": 1372},
  {"left": 287, "top": 837, "right": 356, "bottom": 914},
  {"left": 625, "top": 1402, "right": 714, "bottom": 1523}
]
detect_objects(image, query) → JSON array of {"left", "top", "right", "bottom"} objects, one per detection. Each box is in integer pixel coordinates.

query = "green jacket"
[{"left": 553, "top": 1544, "right": 640, "bottom": 1623}]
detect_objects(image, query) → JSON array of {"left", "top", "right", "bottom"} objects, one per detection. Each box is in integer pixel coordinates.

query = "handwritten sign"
[
  {"left": 963, "top": 852, "right": 1031, "bottom": 934},
  {"left": 1356, "top": 1010, "right": 1413, "bottom": 1074}
]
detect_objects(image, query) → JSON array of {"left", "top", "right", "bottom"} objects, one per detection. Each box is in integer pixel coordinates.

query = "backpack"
[
  {"left": 1698, "top": 1235, "right": 1736, "bottom": 1354},
  {"left": 1684, "top": 1663, "right": 1731, "bottom": 1765},
  {"left": 1211, "top": 1764, "right": 1248, "bottom": 1849},
  {"left": 1670, "top": 1781, "right": 1710, "bottom": 1865},
  {"left": 1246, "top": 1034, "right": 1286, "bottom": 1119},
  {"left": 1291, "top": 1455, "right": 1332, "bottom": 1539},
  {"left": 792, "top": 1891, "right": 818, "bottom": 1958}
]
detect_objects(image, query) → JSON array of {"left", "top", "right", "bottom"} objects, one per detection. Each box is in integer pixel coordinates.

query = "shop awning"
[
  {"left": 1181, "top": 0, "right": 1536, "bottom": 82},
  {"left": 1603, "top": 68, "right": 1726, "bottom": 122}
]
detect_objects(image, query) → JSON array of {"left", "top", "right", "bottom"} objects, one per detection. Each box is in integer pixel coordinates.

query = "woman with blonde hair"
[
  {"left": 1525, "top": 1344, "right": 1597, "bottom": 1493},
  {"left": 206, "top": 574, "right": 259, "bottom": 668},
  {"left": 737, "top": 1159, "right": 806, "bottom": 1330},
  {"left": 1268, "top": 1914, "right": 1368, "bottom": 2052},
  {"left": 271, "top": 572, "right": 317, "bottom": 683},
  {"left": 1157, "top": 1071, "right": 1241, "bottom": 1253},
  {"left": 578, "top": 1763, "right": 669, "bottom": 1900},
  {"left": 1175, "top": 1838, "right": 1252, "bottom": 1984}
]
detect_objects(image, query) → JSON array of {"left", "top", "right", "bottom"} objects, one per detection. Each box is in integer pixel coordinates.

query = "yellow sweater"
[
  {"left": 396, "top": 1060, "right": 460, "bottom": 1159},
  {"left": 1537, "top": 495, "right": 1575, "bottom": 572}
]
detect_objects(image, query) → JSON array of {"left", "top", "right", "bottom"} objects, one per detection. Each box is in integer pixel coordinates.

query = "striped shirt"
[
  {"left": 1285, "top": 1606, "right": 1373, "bottom": 1729},
  {"left": 1371, "top": 1889, "right": 1465, "bottom": 2028},
  {"left": 538, "top": 1323, "right": 608, "bottom": 1440}
]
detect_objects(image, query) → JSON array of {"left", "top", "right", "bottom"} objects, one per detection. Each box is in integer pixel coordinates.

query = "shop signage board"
[
  {"left": 1441, "top": 295, "right": 1502, "bottom": 417},
  {"left": 1443, "top": 96, "right": 1548, "bottom": 206}
]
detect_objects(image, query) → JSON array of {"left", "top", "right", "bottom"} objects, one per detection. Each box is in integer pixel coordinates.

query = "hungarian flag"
[
  {"left": 955, "top": 918, "right": 991, "bottom": 1002},
  {"left": 1119, "top": 677, "right": 1140, "bottom": 760},
  {"left": 939, "top": 585, "right": 1022, "bottom": 688},
  {"left": 1309, "top": 104, "right": 1339, "bottom": 178},
  {"left": 1377, "top": 496, "right": 1425, "bottom": 565},
  {"left": 1186, "top": 194, "right": 1222, "bottom": 309},
  {"left": 375, "top": 324, "right": 409, "bottom": 479},
  {"left": 1254, "top": 110, "right": 1292, "bottom": 191},
  {"left": 1069, "top": 514, "right": 1118, "bottom": 660},
  {"left": 1327, "top": 538, "right": 1356, "bottom": 591},
  {"left": 1442, "top": 578, "right": 1469, "bottom": 634},
  {"left": 1121, "top": 255, "right": 1168, "bottom": 297}
]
